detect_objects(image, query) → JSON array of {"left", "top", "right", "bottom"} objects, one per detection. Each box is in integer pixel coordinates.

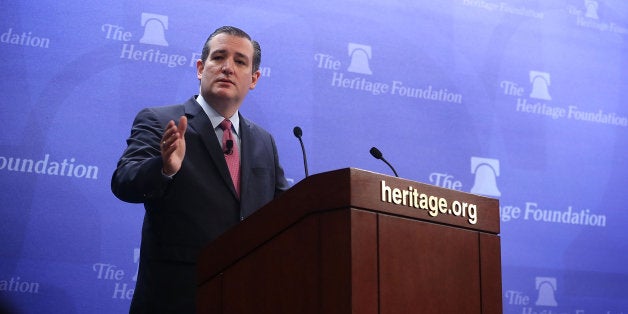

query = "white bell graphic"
[
  {"left": 529, "top": 71, "right": 551, "bottom": 100},
  {"left": 535, "top": 277, "right": 558, "bottom": 307},
  {"left": 139, "top": 13, "right": 169, "bottom": 46},
  {"left": 470, "top": 157, "right": 501, "bottom": 197},
  {"left": 584, "top": 0, "right": 599, "bottom": 19},
  {"left": 347, "top": 43, "right": 372, "bottom": 75}
]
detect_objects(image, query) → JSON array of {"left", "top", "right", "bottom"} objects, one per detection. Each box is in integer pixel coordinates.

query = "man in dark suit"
[{"left": 111, "top": 26, "right": 290, "bottom": 313}]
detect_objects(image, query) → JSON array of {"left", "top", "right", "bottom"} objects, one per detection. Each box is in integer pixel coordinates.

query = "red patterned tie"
[{"left": 219, "top": 119, "right": 240, "bottom": 197}]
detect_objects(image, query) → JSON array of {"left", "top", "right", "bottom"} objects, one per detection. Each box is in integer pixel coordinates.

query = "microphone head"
[
  {"left": 225, "top": 140, "right": 234, "bottom": 155},
  {"left": 369, "top": 147, "right": 382, "bottom": 159},
  {"left": 293, "top": 126, "right": 303, "bottom": 138}
]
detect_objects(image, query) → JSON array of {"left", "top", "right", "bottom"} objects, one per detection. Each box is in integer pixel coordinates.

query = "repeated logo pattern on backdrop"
[{"left": 1, "top": 1, "right": 626, "bottom": 313}]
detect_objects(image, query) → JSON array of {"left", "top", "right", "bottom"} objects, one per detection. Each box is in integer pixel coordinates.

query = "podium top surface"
[
  {"left": 198, "top": 168, "right": 500, "bottom": 284},
  {"left": 295, "top": 168, "right": 500, "bottom": 233}
]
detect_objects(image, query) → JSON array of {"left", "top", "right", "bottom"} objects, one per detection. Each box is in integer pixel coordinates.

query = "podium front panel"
[{"left": 378, "top": 213, "right": 482, "bottom": 313}]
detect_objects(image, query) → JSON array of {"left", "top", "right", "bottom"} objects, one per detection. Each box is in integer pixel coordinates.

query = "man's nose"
[{"left": 221, "top": 59, "right": 234, "bottom": 74}]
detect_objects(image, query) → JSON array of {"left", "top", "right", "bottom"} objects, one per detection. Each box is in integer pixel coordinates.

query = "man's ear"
[
  {"left": 249, "top": 70, "right": 261, "bottom": 89},
  {"left": 196, "top": 59, "right": 204, "bottom": 80}
]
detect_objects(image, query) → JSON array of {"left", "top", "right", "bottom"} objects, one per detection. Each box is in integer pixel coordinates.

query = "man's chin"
[
  {"left": 211, "top": 88, "right": 235, "bottom": 98},
  {"left": 205, "top": 90, "right": 242, "bottom": 104}
]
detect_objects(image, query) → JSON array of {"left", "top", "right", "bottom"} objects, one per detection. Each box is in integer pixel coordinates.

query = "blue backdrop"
[{"left": 1, "top": 0, "right": 627, "bottom": 313}]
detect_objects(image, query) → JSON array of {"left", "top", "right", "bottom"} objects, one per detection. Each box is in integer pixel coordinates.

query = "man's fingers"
[
  {"left": 162, "top": 121, "right": 176, "bottom": 143},
  {"left": 178, "top": 116, "right": 188, "bottom": 137},
  {"left": 160, "top": 118, "right": 186, "bottom": 176}
]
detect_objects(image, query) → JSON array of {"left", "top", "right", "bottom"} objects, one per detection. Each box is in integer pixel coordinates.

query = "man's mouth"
[{"left": 216, "top": 78, "right": 234, "bottom": 85}]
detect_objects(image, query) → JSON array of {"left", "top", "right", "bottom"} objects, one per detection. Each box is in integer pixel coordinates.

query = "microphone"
[
  {"left": 369, "top": 147, "right": 398, "bottom": 177},
  {"left": 293, "top": 126, "right": 309, "bottom": 177},
  {"left": 225, "top": 140, "right": 233, "bottom": 155}
]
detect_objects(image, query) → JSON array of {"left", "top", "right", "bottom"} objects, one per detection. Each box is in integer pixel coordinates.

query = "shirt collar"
[{"left": 195, "top": 95, "right": 240, "bottom": 136}]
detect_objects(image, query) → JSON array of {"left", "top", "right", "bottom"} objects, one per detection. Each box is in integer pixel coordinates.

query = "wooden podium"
[{"left": 197, "top": 168, "right": 502, "bottom": 313}]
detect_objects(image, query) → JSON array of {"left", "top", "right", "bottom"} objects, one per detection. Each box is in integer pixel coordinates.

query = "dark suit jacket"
[{"left": 111, "top": 97, "right": 289, "bottom": 313}]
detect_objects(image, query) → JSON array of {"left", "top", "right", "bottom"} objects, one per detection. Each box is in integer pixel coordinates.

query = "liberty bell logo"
[
  {"left": 139, "top": 13, "right": 169, "bottom": 46},
  {"left": 347, "top": 43, "right": 373, "bottom": 75},
  {"left": 470, "top": 157, "right": 501, "bottom": 197},
  {"left": 535, "top": 277, "right": 558, "bottom": 307},
  {"left": 529, "top": 71, "right": 552, "bottom": 100},
  {"left": 584, "top": 0, "right": 599, "bottom": 19}
]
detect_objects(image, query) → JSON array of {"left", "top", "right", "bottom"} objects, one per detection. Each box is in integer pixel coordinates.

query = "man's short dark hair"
[{"left": 200, "top": 26, "right": 261, "bottom": 73}]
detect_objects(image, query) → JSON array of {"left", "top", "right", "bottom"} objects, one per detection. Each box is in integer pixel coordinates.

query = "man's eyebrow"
[
  {"left": 210, "top": 49, "right": 250, "bottom": 61},
  {"left": 234, "top": 52, "right": 249, "bottom": 59},
  {"left": 210, "top": 49, "right": 227, "bottom": 55}
]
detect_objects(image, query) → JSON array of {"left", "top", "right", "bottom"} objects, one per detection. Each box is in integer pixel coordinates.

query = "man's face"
[{"left": 197, "top": 33, "right": 260, "bottom": 109}]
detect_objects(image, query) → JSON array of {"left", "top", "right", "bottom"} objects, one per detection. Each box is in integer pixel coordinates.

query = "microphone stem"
[
  {"left": 382, "top": 158, "right": 398, "bottom": 177},
  {"left": 298, "top": 138, "right": 309, "bottom": 177}
]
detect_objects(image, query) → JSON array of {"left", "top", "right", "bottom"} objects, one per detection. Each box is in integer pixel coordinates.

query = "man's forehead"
[{"left": 208, "top": 34, "right": 254, "bottom": 57}]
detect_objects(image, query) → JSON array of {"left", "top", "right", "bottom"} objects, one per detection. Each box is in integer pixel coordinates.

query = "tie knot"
[{"left": 219, "top": 119, "right": 232, "bottom": 131}]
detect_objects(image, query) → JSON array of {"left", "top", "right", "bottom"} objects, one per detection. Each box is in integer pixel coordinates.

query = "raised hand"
[{"left": 161, "top": 116, "right": 188, "bottom": 176}]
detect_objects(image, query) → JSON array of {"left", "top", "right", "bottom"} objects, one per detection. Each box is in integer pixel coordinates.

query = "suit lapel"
[
  {"left": 184, "top": 99, "right": 238, "bottom": 199},
  {"left": 239, "top": 114, "right": 252, "bottom": 203}
]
